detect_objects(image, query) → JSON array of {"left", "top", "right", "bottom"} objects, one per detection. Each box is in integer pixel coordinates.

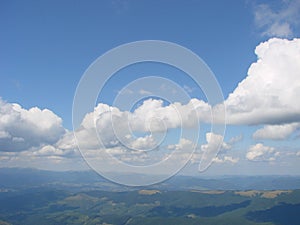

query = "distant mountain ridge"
[{"left": 1, "top": 167, "right": 300, "bottom": 191}]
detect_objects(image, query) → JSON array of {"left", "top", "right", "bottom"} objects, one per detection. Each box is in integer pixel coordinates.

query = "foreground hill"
[{"left": 0, "top": 188, "right": 299, "bottom": 225}]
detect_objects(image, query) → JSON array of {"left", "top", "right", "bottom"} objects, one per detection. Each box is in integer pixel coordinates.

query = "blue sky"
[
  {"left": 1, "top": 0, "right": 257, "bottom": 127},
  {"left": 1, "top": 0, "right": 300, "bottom": 181}
]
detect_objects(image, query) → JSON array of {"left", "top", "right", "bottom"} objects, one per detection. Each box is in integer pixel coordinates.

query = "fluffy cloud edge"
[{"left": 246, "top": 143, "right": 279, "bottom": 161}]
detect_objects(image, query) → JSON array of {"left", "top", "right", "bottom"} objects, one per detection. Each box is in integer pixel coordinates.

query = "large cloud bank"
[{"left": 1, "top": 38, "right": 300, "bottom": 170}]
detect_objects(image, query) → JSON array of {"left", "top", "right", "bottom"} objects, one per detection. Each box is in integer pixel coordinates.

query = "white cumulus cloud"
[
  {"left": 201, "top": 133, "right": 231, "bottom": 153},
  {"left": 246, "top": 143, "right": 279, "bottom": 161},
  {"left": 197, "top": 133, "right": 231, "bottom": 171},
  {"left": 73, "top": 98, "right": 209, "bottom": 153},
  {"left": 253, "top": 123, "right": 300, "bottom": 140},
  {"left": 0, "top": 98, "right": 65, "bottom": 152},
  {"left": 224, "top": 38, "right": 300, "bottom": 125}
]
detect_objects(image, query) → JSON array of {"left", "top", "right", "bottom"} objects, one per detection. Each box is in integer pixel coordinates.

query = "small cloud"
[
  {"left": 110, "top": 0, "right": 130, "bottom": 14},
  {"left": 201, "top": 133, "right": 231, "bottom": 153},
  {"left": 117, "top": 88, "right": 134, "bottom": 95},
  {"left": 213, "top": 156, "right": 239, "bottom": 164},
  {"left": 246, "top": 143, "right": 278, "bottom": 161},
  {"left": 160, "top": 84, "right": 177, "bottom": 95},
  {"left": 228, "top": 134, "right": 243, "bottom": 144},
  {"left": 253, "top": 0, "right": 300, "bottom": 38},
  {"left": 183, "top": 85, "right": 194, "bottom": 93},
  {"left": 128, "top": 135, "right": 157, "bottom": 151},
  {"left": 11, "top": 79, "right": 22, "bottom": 90},
  {"left": 0, "top": 131, "right": 11, "bottom": 139},
  {"left": 139, "top": 89, "right": 152, "bottom": 95},
  {"left": 167, "top": 138, "right": 194, "bottom": 151}
]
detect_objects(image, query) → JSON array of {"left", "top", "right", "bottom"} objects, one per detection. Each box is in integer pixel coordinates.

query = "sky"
[{"left": 1, "top": 0, "right": 300, "bottom": 181}]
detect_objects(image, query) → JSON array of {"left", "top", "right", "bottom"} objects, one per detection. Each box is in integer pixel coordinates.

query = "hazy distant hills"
[
  {"left": 1, "top": 168, "right": 300, "bottom": 225},
  {"left": 1, "top": 167, "right": 300, "bottom": 191}
]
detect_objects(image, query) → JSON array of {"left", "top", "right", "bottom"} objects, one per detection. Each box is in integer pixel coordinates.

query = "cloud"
[
  {"left": 128, "top": 135, "right": 157, "bottom": 150},
  {"left": 254, "top": 0, "right": 300, "bottom": 38},
  {"left": 159, "top": 83, "right": 178, "bottom": 95},
  {"left": 71, "top": 100, "right": 204, "bottom": 166},
  {"left": 246, "top": 143, "right": 279, "bottom": 161},
  {"left": 167, "top": 138, "right": 194, "bottom": 151},
  {"left": 201, "top": 133, "right": 231, "bottom": 153},
  {"left": 118, "top": 88, "right": 153, "bottom": 96},
  {"left": 118, "top": 88, "right": 134, "bottom": 95},
  {"left": 183, "top": 85, "right": 194, "bottom": 93},
  {"left": 0, "top": 96, "right": 208, "bottom": 169},
  {"left": 0, "top": 147, "right": 83, "bottom": 171},
  {"left": 253, "top": 123, "right": 300, "bottom": 140},
  {"left": 2, "top": 38, "right": 300, "bottom": 170},
  {"left": 194, "top": 133, "right": 230, "bottom": 168},
  {"left": 297, "top": 151, "right": 300, "bottom": 156},
  {"left": 228, "top": 134, "right": 243, "bottom": 144},
  {"left": 196, "top": 133, "right": 236, "bottom": 165},
  {"left": 73, "top": 99, "right": 204, "bottom": 151},
  {"left": 33, "top": 145, "right": 77, "bottom": 157},
  {"left": 0, "top": 98, "right": 65, "bottom": 152},
  {"left": 91, "top": 98, "right": 208, "bottom": 134},
  {"left": 213, "top": 156, "right": 239, "bottom": 164},
  {"left": 139, "top": 89, "right": 152, "bottom": 95},
  {"left": 223, "top": 38, "right": 300, "bottom": 125},
  {"left": 0, "top": 98, "right": 81, "bottom": 170}
]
